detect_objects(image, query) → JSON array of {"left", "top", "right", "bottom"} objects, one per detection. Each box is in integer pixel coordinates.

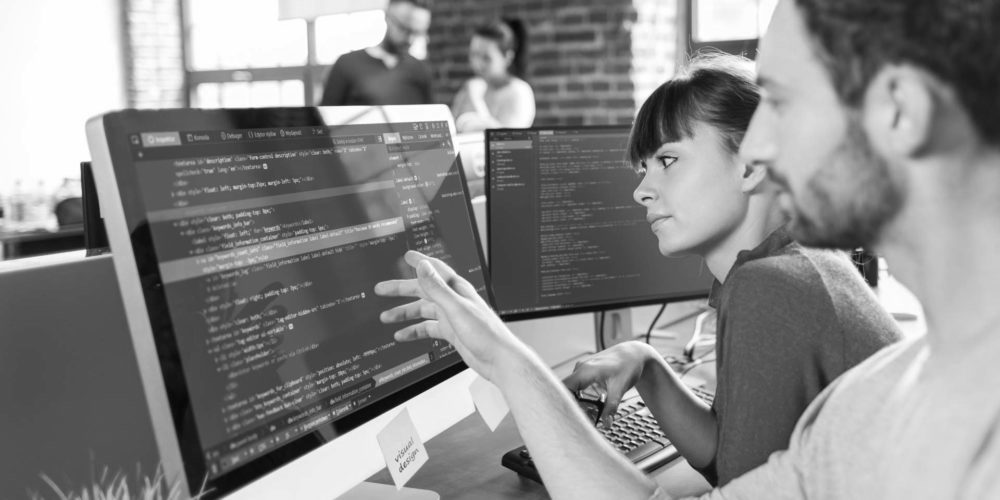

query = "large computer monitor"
[
  {"left": 486, "top": 126, "right": 712, "bottom": 322},
  {"left": 86, "top": 105, "right": 489, "bottom": 499}
]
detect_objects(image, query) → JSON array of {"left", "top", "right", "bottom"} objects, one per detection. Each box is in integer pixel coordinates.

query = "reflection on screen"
[
  {"left": 127, "top": 119, "right": 484, "bottom": 478},
  {"left": 487, "top": 127, "right": 711, "bottom": 320}
]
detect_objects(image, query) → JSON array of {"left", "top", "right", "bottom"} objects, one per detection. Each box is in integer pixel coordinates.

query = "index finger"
[
  {"left": 404, "top": 251, "right": 481, "bottom": 300},
  {"left": 562, "top": 368, "right": 595, "bottom": 393},
  {"left": 373, "top": 278, "right": 424, "bottom": 299}
]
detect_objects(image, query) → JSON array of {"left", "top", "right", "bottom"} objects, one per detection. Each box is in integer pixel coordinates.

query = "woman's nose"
[{"left": 633, "top": 177, "right": 656, "bottom": 206}]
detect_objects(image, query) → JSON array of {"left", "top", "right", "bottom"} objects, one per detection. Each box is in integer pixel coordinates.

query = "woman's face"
[
  {"left": 633, "top": 121, "right": 749, "bottom": 258},
  {"left": 468, "top": 35, "right": 512, "bottom": 81}
]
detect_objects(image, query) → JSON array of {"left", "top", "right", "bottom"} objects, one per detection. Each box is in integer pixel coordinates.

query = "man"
[
  {"left": 318, "top": 0, "right": 433, "bottom": 106},
  {"left": 375, "top": 0, "right": 1000, "bottom": 498}
]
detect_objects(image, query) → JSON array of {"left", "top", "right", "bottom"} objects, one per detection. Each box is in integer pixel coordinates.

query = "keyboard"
[{"left": 501, "top": 386, "right": 715, "bottom": 483}]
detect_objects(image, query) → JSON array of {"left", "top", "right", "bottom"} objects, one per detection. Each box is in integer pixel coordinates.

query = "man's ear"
[
  {"left": 739, "top": 161, "right": 769, "bottom": 193},
  {"left": 864, "top": 65, "right": 936, "bottom": 159}
]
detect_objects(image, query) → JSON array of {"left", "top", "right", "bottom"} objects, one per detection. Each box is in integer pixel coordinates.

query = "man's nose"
[{"left": 738, "top": 107, "right": 775, "bottom": 169}]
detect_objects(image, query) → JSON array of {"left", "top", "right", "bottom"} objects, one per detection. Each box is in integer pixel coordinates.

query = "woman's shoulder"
[
  {"left": 501, "top": 77, "right": 534, "bottom": 96},
  {"left": 725, "top": 246, "right": 899, "bottom": 344},
  {"left": 723, "top": 248, "right": 847, "bottom": 329},
  {"left": 459, "top": 76, "right": 487, "bottom": 90},
  {"left": 728, "top": 249, "right": 825, "bottom": 298},
  {"left": 511, "top": 76, "right": 533, "bottom": 89},
  {"left": 719, "top": 253, "right": 839, "bottom": 358}
]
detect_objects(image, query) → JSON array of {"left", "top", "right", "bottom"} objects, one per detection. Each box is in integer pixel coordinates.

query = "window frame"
[
  {"left": 181, "top": 2, "right": 332, "bottom": 107},
  {"left": 682, "top": 0, "right": 762, "bottom": 60}
]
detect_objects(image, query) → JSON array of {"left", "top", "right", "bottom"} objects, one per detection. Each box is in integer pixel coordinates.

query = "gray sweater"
[
  {"left": 698, "top": 229, "right": 902, "bottom": 485},
  {"left": 678, "top": 331, "right": 1000, "bottom": 499}
]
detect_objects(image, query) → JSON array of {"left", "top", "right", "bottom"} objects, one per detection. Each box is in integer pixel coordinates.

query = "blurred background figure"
[
  {"left": 452, "top": 18, "right": 535, "bottom": 132},
  {"left": 319, "top": 0, "right": 433, "bottom": 106}
]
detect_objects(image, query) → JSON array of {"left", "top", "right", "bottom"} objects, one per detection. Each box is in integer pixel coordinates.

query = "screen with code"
[
  {"left": 90, "top": 108, "right": 487, "bottom": 495},
  {"left": 487, "top": 126, "right": 711, "bottom": 320}
]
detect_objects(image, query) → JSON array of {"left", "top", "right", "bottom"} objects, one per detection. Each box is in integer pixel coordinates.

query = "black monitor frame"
[{"left": 485, "top": 126, "right": 711, "bottom": 322}]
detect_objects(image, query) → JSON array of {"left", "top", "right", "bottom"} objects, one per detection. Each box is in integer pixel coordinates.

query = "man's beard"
[{"left": 785, "top": 119, "right": 906, "bottom": 250}]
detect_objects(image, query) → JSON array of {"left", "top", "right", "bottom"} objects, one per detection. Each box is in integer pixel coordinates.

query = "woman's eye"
[{"left": 657, "top": 155, "right": 678, "bottom": 169}]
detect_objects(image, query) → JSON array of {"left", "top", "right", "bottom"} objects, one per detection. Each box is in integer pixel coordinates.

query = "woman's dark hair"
[
  {"left": 627, "top": 52, "right": 759, "bottom": 167},
  {"left": 473, "top": 18, "right": 528, "bottom": 77}
]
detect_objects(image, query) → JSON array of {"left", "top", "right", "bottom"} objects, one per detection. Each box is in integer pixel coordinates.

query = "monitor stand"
[
  {"left": 549, "top": 308, "right": 633, "bottom": 371},
  {"left": 547, "top": 302, "right": 712, "bottom": 372},
  {"left": 339, "top": 482, "right": 439, "bottom": 499},
  {"left": 596, "top": 307, "right": 633, "bottom": 348}
]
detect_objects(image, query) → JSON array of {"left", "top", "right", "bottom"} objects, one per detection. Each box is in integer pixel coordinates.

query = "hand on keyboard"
[
  {"left": 563, "top": 341, "right": 657, "bottom": 425},
  {"left": 501, "top": 389, "right": 715, "bottom": 483}
]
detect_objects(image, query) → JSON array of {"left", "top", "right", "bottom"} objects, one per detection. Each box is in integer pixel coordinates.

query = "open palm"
[{"left": 374, "top": 250, "right": 521, "bottom": 382}]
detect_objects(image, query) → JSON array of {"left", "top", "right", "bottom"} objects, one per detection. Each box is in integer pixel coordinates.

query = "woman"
[
  {"left": 562, "top": 53, "right": 903, "bottom": 486},
  {"left": 451, "top": 18, "right": 535, "bottom": 132},
  {"left": 377, "top": 54, "right": 902, "bottom": 491}
]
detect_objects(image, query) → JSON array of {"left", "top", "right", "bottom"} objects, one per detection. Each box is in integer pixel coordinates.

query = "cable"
[
  {"left": 644, "top": 303, "right": 668, "bottom": 344},
  {"left": 679, "top": 350, "right": 717, "bottom": 378},
  {"left": 597, "top": 310, "right": 606, "bottom": 351},
  {"left": 683, "top": 309, "right": 715, "bottom": 362}
]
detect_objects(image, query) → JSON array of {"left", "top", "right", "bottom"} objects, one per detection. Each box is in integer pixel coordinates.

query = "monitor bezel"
[
  {"left": 485, "top": 125, "right": 711, "bottom": 322},
  {"left": 87, "top": 105, "right": 489, "bottom": 499}
]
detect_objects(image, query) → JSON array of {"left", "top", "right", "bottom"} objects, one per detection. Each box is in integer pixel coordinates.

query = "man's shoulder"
[
  {"left": 398, "top": 55, "right": 432, "bottom": 77},
  {"left": 335, "top": 49, "right": 371, "bottom": 64},
  {"left": 331, "top": 49, "right": 385, "bottom": 72},
  {"left": 795, "top": 335, "right": 925, "bottom": 429},
  {"left": 840, "top": 335, "right": 923, "bottom": 380}
]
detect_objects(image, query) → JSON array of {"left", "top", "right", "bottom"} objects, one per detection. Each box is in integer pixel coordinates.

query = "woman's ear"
[{"left": 739, "top": 161, "right": 769, "bottom": 193}]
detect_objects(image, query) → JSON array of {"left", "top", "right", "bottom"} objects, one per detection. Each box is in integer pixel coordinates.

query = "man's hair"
[
  {"left": 627, "top": 52, "right": 759, "bottom": 166},
  {"left": 794, "top": 0, "right": 1000, "bottom": 146},
  {"left": 389, "top": 0, "right": 432, "bottom": 10}
]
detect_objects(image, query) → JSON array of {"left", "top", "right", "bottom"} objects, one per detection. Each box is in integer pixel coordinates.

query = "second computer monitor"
[{"left": 486, "top": 126, "right": 712, "bottom": 321}]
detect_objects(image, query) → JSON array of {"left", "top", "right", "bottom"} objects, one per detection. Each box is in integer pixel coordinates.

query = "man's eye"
[
  {"left": 763, "top": 95, "right": 784, "bottom": 111},
  {"left": 657, "top": 155, "right": 678, "bottom": 169}
]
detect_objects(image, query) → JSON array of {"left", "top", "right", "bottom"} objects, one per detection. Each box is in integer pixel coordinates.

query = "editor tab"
[{"left": 141, "top": 132, "right": 182, "bottom": 147}]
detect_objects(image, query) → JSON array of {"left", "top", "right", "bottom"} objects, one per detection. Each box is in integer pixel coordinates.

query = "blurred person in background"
[
  {"left": 320, "top": 0, "right": 433, "bottom": 106},
  {"left": 451, "top": 18, "right": 535, "bottom": 132}
]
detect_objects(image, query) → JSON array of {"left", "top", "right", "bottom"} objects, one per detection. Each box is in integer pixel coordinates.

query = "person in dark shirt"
[
  {"left": 560, "top": 53, "right": 902, "bottom": 486},
  {"left": 319, "top": 0, "right": 433, "bottom": 106},
  {"left": 384, "top": 51, "right": 900, "bottom": 488}
]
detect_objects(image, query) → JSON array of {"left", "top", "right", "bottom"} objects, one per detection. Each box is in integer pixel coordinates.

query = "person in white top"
[
  {"left": 375, "top": 0, "right": 1000, "bottom": 498},
  {"left": 451, "top": 19, "right": 535, "bottom": 132}
]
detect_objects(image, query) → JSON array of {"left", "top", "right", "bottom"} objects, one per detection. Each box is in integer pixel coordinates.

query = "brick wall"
[
  {"left": 123, "top": 0, "right": 186, "bottom": 108},
  {"left": 121, "top": 0, "right": 679, "bottom": 117},
  {"left": 427, "top": 0, "right": 679, "bottom": 126},
  {"left": 631, "top": 0, "right": 681, "bottom": 112}
]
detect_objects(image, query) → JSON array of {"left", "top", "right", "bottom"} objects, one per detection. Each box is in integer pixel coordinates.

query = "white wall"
[{"left": 0, "top": 0, "right": 126, "bottom": 193}]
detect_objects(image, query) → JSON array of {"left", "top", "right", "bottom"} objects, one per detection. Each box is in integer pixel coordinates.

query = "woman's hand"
[
  {"left": 562, "top": 341, "right": 658, "bottom": 425},
  {"left": 374, "top": 250, "right": 522, "bottom": 383}
]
